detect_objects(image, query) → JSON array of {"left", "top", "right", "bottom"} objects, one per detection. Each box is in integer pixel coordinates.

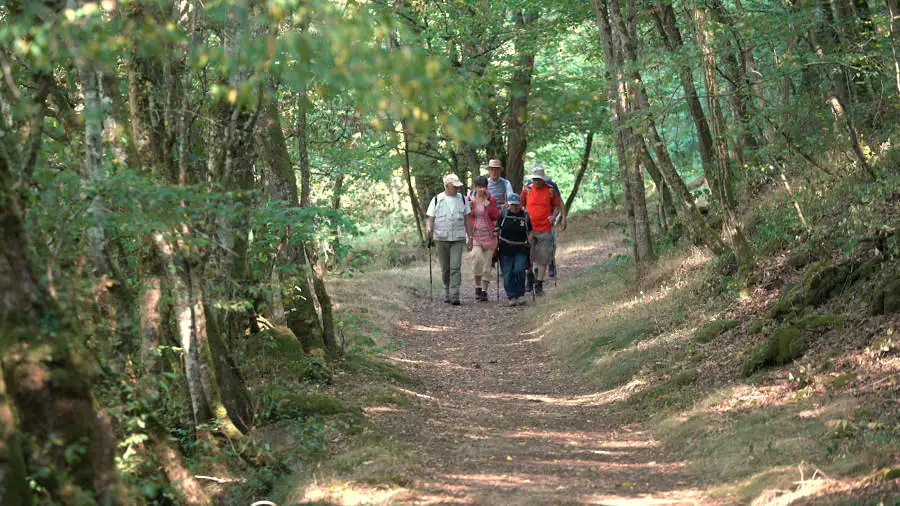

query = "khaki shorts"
[
  {"left": 531, "top": 231, "right": 554, "bottom": 265},
  {"left": 471, "top": 244, "right": 494, "bottom": 278}
]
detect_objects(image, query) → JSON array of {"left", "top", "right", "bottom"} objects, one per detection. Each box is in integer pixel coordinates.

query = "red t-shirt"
[{"left": 521, "top": 184, "right": 560, "bottom": 232}]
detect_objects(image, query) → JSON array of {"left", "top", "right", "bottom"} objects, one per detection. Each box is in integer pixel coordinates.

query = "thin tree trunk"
[
  {"left": 652, "top": 1, "right": 717, "bottom": 186},
  {"left": 298, "top": 91, "right": 311, "bottom": 208},
  {"left": 827, "top": 95, "right": 876, "bottom": 179},
  {"left": 694, "top": 7, "right": 755, "bottom": 279},
  {"left": 402, "top": 121, "right": 425, "bottom": 245},
  {"left": 641, "top": 141, "right": 678, "bottom": 235},
  {"left": 590, "top": 0, "right": 639, "bottom": 263},
  {"left": 295, "top": 93, "right": 338, "bottom": 358},
  {"left": 888, "top": 0, "right": 900, "bottom": 93},
  {"left": 603, "top": 0, "right": 725, "bottom": 253},
  {"left": 566, "top": 131, "right": 593, "bottom": 211}
]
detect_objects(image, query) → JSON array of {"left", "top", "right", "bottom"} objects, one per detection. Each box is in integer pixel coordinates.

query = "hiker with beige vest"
[{"left": 426, "top": 174, "right": 474, "bottom": 305}]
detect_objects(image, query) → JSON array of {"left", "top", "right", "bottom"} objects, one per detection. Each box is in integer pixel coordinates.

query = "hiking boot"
[
  {"left": 535, "top": 280, "right": 544, "bottom": 296},
  {"left": 443, "top": 294, "right": 451, "bottom": 303},
  {"left": 508, "top": 297, "right": 518, "bottom": 307},
  {"left": 475, "top": 287, "right": 483, "bottom": 301},
  {"left": 481, "top": 288, "right": 490, "bottom": 301},
  {"left": 452, "top": 299, "right": 461, "bottom": 306},
  {"left": 515, "top": 297, "right": 527, "bottom": 306},
  {"left": 548, "top": 261, "right": 557, "bottom": 279}
]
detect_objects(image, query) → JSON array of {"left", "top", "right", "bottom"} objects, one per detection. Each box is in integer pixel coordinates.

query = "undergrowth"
[{"left": 531, "top": 167, "right": 900, "bottom": 504}]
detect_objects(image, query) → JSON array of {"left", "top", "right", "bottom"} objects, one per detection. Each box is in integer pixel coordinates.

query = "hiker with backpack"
[
  {"left": 468, "top": 176, "right": 500, "bottom": 302},
  {"left": 426, "top": 174, "right": 474, "bottom": 305},
  {"left": 521, "top": 163, "right": 562, "bottom": 296},
  {"left": 486, "top": 159, "right": 516, "bottom": 207},
  {"left": 496, "top": 194, "right": 532, "bottom": 306},
  {"left": 527, "top": 175, "right": 567, "bottom": 279}
]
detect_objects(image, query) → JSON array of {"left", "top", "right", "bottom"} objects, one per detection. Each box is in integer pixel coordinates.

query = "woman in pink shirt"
[{"left": 468, "top": 176, "right": 500, "bottom": 301}]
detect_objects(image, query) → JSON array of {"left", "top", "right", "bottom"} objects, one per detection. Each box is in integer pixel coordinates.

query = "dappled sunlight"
[
  {"left": 397, "top": 320, "right": 453, "bottom": 332},
  {"left": 363, "top": 406, "right": 399, "bottom": 414},
  {"left": 391, "top": 386, "right": 439, "bottom": 402},
  {"left": 588, "top": 492, "right": 708, "bottom": 505},
  {"left": 633, "top": 325, "right": 696, "bottom": 351},
  {"left": 297, "top": 481, "right": 408, "bottom": 505},
  {"left": 473, "top": 389, "right": 626, "bottom": 407}
]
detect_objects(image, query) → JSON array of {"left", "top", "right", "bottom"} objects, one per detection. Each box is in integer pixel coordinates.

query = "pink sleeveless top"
[{"left": 471, "top": 198, "right": 497, "bottom": 249}]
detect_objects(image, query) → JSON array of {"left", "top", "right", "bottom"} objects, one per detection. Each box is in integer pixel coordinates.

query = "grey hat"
[
  {"left": 526, "top": 163, "right": 549, "bottom": 181},
  {"left": 507, "top": 194, "right": 522, "bottom": 205}
]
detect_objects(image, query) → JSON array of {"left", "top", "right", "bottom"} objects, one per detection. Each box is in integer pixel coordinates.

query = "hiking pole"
[
  {"left": 496, "top": 255, "right": 501, "bottom": 302},
  {"left": 526, "top": 247, "right": 536, "bottom": 302},
  {"left": 428, "top": 239, "right": 433, "bottom": 302}
]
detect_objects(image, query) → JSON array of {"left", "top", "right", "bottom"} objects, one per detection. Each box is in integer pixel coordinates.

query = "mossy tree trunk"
[
  {"left": 1, "top": 156, "right": 128, "bottom": 504},
  {"left": 259, "top": 94, "right": 327, "bottom": 353},
  {"left": 152, "top": 232, "right": 245, "bottom": 441}
]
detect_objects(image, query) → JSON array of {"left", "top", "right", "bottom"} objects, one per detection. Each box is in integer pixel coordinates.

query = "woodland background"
[{"left": 0, "top": 0, "right": 898, "bottom": 503}]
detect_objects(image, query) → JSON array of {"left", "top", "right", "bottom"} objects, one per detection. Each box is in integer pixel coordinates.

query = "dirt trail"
[{"left": 360, "top": 241, "right": 715, "bottom": 505}]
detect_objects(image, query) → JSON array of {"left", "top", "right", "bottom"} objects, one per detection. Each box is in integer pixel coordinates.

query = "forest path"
[{"left": 358, "top": 229, "right": 715, "bottom": 505}]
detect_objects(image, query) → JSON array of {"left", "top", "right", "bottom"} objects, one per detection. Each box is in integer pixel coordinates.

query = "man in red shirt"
[{"left": 521, "top": 163, "right": 561, "bottom": 296}]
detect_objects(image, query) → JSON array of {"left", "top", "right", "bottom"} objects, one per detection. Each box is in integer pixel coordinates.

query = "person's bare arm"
[{"left": 426, "top": 216, "right": 435, "bottom": 238}]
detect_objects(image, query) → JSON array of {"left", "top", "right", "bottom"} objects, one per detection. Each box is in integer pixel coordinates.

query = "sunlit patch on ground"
[{"left": 398, "top": 320, "right": 453, "bottom": 332}]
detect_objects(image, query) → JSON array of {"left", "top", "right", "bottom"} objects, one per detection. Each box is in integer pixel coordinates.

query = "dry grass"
[{"left": 529, "top": 208, "right": 900, "bottom": 505}]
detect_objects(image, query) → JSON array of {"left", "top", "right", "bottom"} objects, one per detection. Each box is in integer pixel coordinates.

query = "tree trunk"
[
  {"left": 206, "top": 306, "right": 254, "bottom": 432},
  {"left": 694, "top": 7, "right": 755, "bottom": 279},
  {"left": 826, "top": 95, "right": 876, "bottom": 178},
  {"left": 590, "top": 0, "right": 638, "bottom": 260},
  {"left": 258, "top": 96, "right": 326, "bottom": 353},
  {"left": 402, "top": 122, "right": 426, "bottom": 245},
  {"left": 505, "top": 10, "right": 536, "bottom": 193},
  {"left": 888, "top": 0, "right": 900, "bottom": 94},
  {"left": 298, "top": 91, "right": 311, "bottom": 208},
  {"left": 151, "top": 232, "right": 245, "bottom": 441},
  {"left": 651, "top": 1, "right": 717, "bottom": 187},
  {"left": 641, "top": 141, "right": 678, "bottom": 236},
  {"left": 295, "top": 94, "right": 338, "bottom": 358},
  {"left": 0, "top": 363, "right": 31, "bottom": 506},
  {"left": 1, "top": 159, "right": 127, "bottom": 504},
  {"left": 148, "top": 428, "right": 212, "bottom": 506},
  {"left": 566, "top": 131, "right": 593, "bottom": 211},
  {"left": 139, "top": 251, "right": 164, "bottom": 378},
  {"left": 602, "top": 0, "right": 726, "bottom": 253}
]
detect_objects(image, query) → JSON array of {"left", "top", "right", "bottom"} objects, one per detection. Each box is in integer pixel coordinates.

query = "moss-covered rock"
[
  {"left": 771, "top": 285, "right": 803, "bottom": 320},
  {"left": 253, "top": 327, "right": 332, "bottom": 382},
  {"left": 786, "top": 247, "right": 813, "bottom": 270},
  {"left": 748, "top": 319, "right": 766, "bottom": 335},
  {"left": 741, "top": 326, "right": 808, "bottom": 377},
  {"left": 792, "top": 313, "right": 846, "bottom": 331},
  {"left": 871, "top": 278, "right": 900, "bottom": 315},
  {"left": 258, "top": 389, "right": 358, "bottom": 423},
  {"left": 802, "top": 261, "right": 851, "bottom": 306},
  {"left": 694, "top": 319, "right": 741, "bottom": 344}
]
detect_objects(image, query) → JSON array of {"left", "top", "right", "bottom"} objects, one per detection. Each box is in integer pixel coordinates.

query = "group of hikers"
[{"left": 425, "top": 159, "right": 567, "bottom": 306}]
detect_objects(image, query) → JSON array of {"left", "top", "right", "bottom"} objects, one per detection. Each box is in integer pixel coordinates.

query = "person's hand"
[{"left": 466, "top": 237, "right": 473, "bottom": 251}]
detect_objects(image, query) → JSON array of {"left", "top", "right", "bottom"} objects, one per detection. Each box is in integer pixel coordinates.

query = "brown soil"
[{"left": 334, "top": 239, "right": 716, "bottom": 505}]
